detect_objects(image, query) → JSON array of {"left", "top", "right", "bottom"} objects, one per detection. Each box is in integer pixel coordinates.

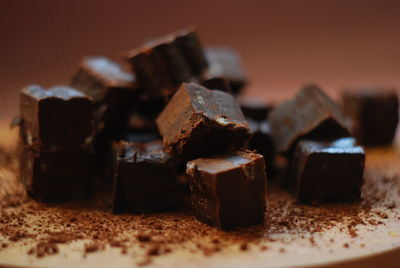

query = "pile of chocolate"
[{"left": 17, "top": 29, "right": 399, "bottom": 230}]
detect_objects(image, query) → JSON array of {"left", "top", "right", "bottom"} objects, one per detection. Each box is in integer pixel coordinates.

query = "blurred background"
[{"left": 1, "top": 0, "right": 400, "bottom": 123}]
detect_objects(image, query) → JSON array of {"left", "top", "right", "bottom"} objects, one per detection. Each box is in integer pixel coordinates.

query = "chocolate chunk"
[
  {"left": 269, "top": 84, "right": 351, "bottom": 153},
  {"left": 20, "top": 85, "right": 95, "bottom": 151},
  {"left": 19, "top": 147, "right": 95, "bottom": 202},
  {"left": 342, "top": 89, "right": 399, "bottom": 146},
  {"left": 174, "top": 29, "right": 208, "bottom": 76},
  {"left": 186, "top": 151, "right": 266, "bottom": 230},
  {"left": 113, "top": 141, "right": 181, "bottom": 213},
  {"left": 71, "top": 56, "right": 136, "bottom": 103},
  {"left": 247, "top": 118, "right": 275, "bottom": 176},
  {"left": 127, "top": 37, "right": 192, "bottom": 99},
  {"left": 290, "top": 138, "right": 365, "bottom": 204},
  {"left": 201, "top": 76, "right": 232, "bottom": 94},
  {"left": 71, "top": 56, "right": 138, "bottom": 136},
  {"left": 239, "top": 96, "right": 273, "bottom": 121},
  {"left": 205, "top": 47, "right": 247, "bottom": 95},
  {"left": 156, "top": 83, "right": 251, "bottom": 160}
]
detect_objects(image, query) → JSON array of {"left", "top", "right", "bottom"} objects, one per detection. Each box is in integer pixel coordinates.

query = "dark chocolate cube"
[
  {"left": 205, "top": 46, "right": 247, "bottom": 95},
  {"left": 71, "top": 56, "right": 138, "bottom": 135},
  {"left": 342, "top": 89, "right": 399, "bottom": 146},
  {"left": 174, "top": 29, "right": 208, "bottom": 76},
  {"left": 127, "top": 36, "right": 192, "bottom": 98},
  {"left": 113, "top": 141, "right": 181, "bottom": 213},
  {"left": 186, "top": 151, "right": 266, "bottom": 230},
  {"left": 269, "top": 84, "right": 351, "bottom": 153},
  {"left": 71, "top": 56, "right": 136, "bottom": 103},
  {"left": 19, "top": 147, "right": 95, "bottom": 202},
  {"left": 20, "top": 85, "right": 94, "bottom": 151},
  {"left": 291, "top": 138, "right": 365, "bottom": 204},
  {"left": 156, "top": 83, "right": 251, "bottom": 160},
  {"left": 239, "top": 96, "right": 273, "bottom": 121},
  {"left": 247, "top": 118, "right": 275, "bottom": 176}
]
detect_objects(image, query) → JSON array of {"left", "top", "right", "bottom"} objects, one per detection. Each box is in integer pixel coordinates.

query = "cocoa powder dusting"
[{"left": 0, "top": 146, "right": 399, "bottom": 265}]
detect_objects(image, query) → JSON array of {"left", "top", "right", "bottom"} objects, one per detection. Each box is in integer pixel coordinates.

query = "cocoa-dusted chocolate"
[
  {"left": 269, "top": 84, "right": 351, "bottom": 153},
  {"left": 246, "top": 118, "right": 275, "bottom": 176},
  {"left": 341, "top": 88, "right": 399, "bottom": 146},
  {"left": 19, "top": 146, "right": 95, "bottom": 203},
  {"left": 291, "top": 138, "right": 365, "bottom": 204},
  {"left": 156, "top": 83, "right": 251, "bottom": 160},
  {"left": 113, "top": 141, "right": 182, "bottom": 214},
  {"left": 205, "top": 46, "right": 247, "bottom": 95},
  {"left": 186, "top": 150, "right": 266, "bottom": 230},
  {"left": 20, "top": 85, "right": 95, "bottom": 152}
]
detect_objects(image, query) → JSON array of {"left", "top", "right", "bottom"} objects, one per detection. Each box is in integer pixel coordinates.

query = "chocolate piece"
[
  {"left": 20, "top": 85, "right": 94, "bottom": 151},
  {"left": 247, "top": 118, "right": 275, "bottom": 176},
  {"left": 269, "top": 84, "right": 351, "bottom": 153},
  {"left": 113, "top": 141, "right": 181, "bottom": 213},
  {"left": 342, "top": 89, "right": 399, "bottom": 146},
  {"left": 239, "top": 96, "right": 273, "bottom": 121},
  {"left": 71, "top": 56, "right": 136, "bottom": 103},
  {"left": 174, "top": 29, "right": 208, "bottom": 76},
  {"left": 205, "top": 46, "right": 247, "bottom": 95},
  {"left": 201, "top": 76, "right": 232, "bottom": 94},
  {"left": 19, "top": 147, "right": 95, "bottom": 202},
  {"left": 127, "top": 36, "right": 192, "bottom": 98},
  {"left": 291, "top": 138, "right": 365, "bottom": 204},
  {"left": 156, "top": 83, "right": 251, "bottom": 160},
  {"left": 71, "top": 56, "right": 138, "bottom": 136},
  {"left": 186, "top": 151, "right": 266, "bottom": 230}
]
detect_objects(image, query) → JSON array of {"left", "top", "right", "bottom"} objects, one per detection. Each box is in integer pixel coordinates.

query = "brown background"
[{"left": 1, "top": 0, "right": 400, "bottom": 122}]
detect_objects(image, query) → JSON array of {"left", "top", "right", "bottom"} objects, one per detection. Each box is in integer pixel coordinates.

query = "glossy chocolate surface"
[
  {"left": 291, "top": 138, "right": 365, "bottom": 204},
  {"left": 186, "top": 151, "right": 266, "bottom": 230}
]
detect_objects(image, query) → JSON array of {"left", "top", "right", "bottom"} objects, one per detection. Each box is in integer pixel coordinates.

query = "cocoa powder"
[{"left": 0, "top": 147, "right": 399, "bottom": 265}]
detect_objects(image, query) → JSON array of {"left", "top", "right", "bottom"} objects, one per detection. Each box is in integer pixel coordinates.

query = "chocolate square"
[
  {"left": 19, "top": 147, "right": 95, "bottom": 202},
  {"left": 269, "top": 84, "right": 351, "bottom": 153},
  {"left": 342, "top": 89, "right": 399, "bottom": 146},
  {"left": 186, "top": 151, "right": 266, "bottom": 230},
  {"left": 20, "top": 85, "right": 94, "bottom": 151},
  {"left": 291, "top": 138, "right": 365, "bottom": 204},
  {"left": 112, "top": 141, "right": 181, "bottom": 214},
  {"left": 205, "top": 46, "right": 247, "bottom": 95},
  {"left": 156, "top": 83, "right": 251, "bottom": 160}
]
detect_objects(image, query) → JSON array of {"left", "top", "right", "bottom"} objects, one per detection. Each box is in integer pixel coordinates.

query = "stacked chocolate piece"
[
  {"left": 269, "top": 84, "right": 365, "bottom": 204},
  {"left": 71, "top": 56, "right": 138, "bottom": 180},
  {"left": 239, "top": 96, "right": 275, "bottom": 176},
  {"left": 19, "top": 85, "right": 95, "bottom": 202}
]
